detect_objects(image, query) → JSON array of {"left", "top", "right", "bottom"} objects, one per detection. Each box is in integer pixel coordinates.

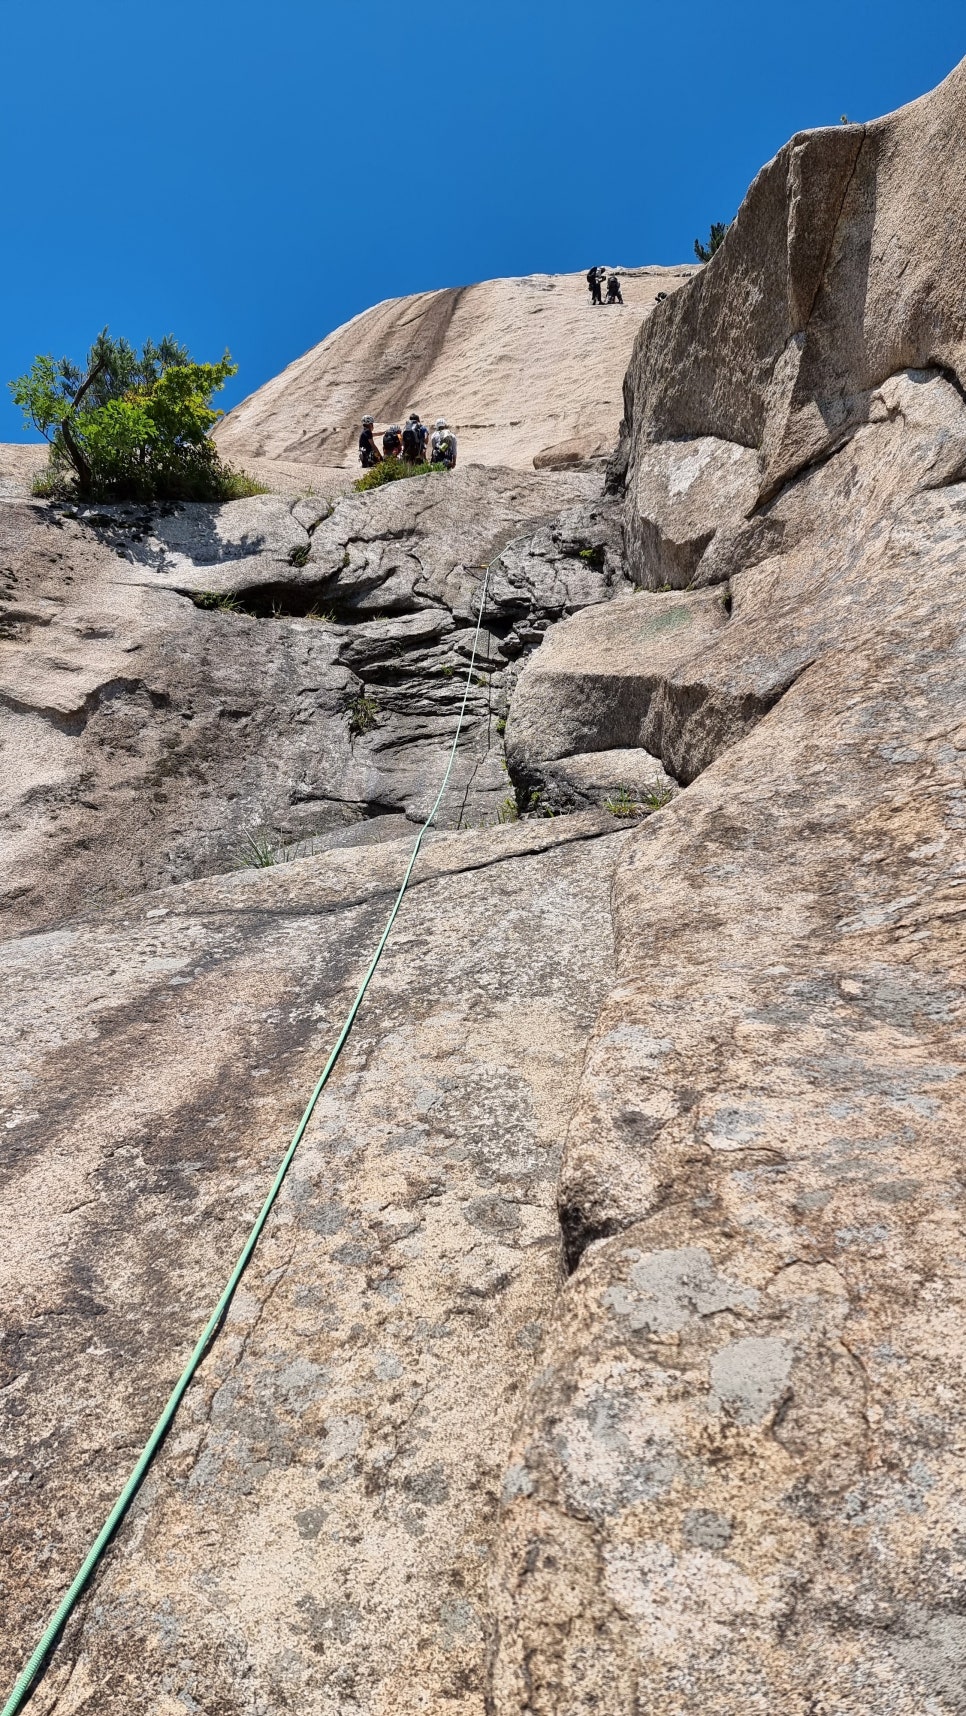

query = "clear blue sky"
[{"left": 2, "top": 0, "right": 963, "bottom": 441}]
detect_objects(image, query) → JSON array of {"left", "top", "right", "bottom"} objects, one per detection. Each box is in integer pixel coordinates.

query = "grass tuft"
[
  {"left": 347, "top": 694, "right": 379, "bottom": 735},
  {"left": 235, "top": 830, "right": 292, "bottom": 868},
  {"left": 193, "top": 590, "right": 242, "bottom": 613},
  {"left": 604, "top": 785, "right": 641, "bottom": 818},
  {"left": 604, "top": 782, "right": 674, "bottom": 817}
]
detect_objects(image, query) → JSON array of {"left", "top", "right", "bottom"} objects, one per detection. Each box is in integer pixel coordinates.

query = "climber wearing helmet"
[
  {"left": 358, "top": 414, "right": 381, "bottom": 468},
  {"left": 605, "top": 273, "right": 624, "bottom": 305},
  {"left": 382, "top": 423, "right": 403, "bottom": 460},
  {"left": 430, "top": 418, "right": 457, "bottom": 470}
]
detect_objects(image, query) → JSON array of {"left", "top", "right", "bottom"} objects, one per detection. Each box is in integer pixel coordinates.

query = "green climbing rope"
[{"left": 2, "top": 561, "right": 494, "bottom": 1716}]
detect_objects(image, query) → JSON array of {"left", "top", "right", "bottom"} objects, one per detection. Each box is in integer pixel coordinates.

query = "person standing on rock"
[
  {"left": 587, "top": 265, "right": 604, "bottom": 306},
  {"left": 382, "top": 423, "right": 402, "bottom": 460},
  {"left": 401, "top": 417, "right": 422, "bottom": 464},
  {"left": 358, "top": 414, "right": 381, "bottom": 468},
  {"left": 408, "top": 412, "right": 429, "bottom": 461},
  {"left": 606, "top": 273, "right": 624, "bottom": 304},
  {"left": 430, "top": 419, "right": 457, "bottom": 469}
]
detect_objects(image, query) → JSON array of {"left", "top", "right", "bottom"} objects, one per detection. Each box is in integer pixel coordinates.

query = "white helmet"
[
  {"left": 435, "top": 418, "right": 447, "bottom": 430},
  {"left": 362, "top": 414, "right": 374, "bottom": 426}
]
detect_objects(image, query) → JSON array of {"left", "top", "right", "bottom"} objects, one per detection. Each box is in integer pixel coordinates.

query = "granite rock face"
[
  {"left": 6, "top": 56, "right": 966, "bottom": 1716},
  {"left": 0, "top": 817, "right": 624, "bottom": 1715},
  {"left": 0, "top": 466, "right": 622, "bottom": 936},
  {"left": 214, "top": 268, "right": 695, "bottom": 483},
  {"left": 493, "top": 61, "right": 966, "bottom": 1715},
  {"left": 615, "top": 55, "right": 966, "bottom": 577}
]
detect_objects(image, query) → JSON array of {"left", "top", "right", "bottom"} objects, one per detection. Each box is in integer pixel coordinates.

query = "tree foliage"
[
  {"left": 9, "top": 330, "right": 259, "bottom": 502},
  {"left": 694, "top": 222, "right": 730, "bottom": 263}
]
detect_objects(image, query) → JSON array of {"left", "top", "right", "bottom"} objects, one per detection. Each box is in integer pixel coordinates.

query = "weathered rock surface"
[
  {"left": 214, "top": 268, "right": 695, "bottom": 482},
  {"left": 506, "top": 587, "right": 734, "bottom": 791},
  {"left": 0, "top": 465, "right": 624, "bottom": 937},
  {"left": 615, "top": 56, "right": 966, "bottom": 590},
  {"left": 493, "top": 61, "right": 966, "bottom": 1714},
  {"left": 0, "top": 815, "right": 625, "bottom": 1713}
]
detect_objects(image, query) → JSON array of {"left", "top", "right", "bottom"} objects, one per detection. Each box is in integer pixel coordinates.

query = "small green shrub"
[
  {"left": 577, "top": 545, "right": 605, "bottom": 568},
  {"left": 347, "top": 694, "right": 379, "bottom": 735},
  {"left": 289, "top": 542, "right": 311, "bottom": 567},
  {"left": 353, "top": 460, "right": 446, "bottom": 494},
  {"left": 495, "top": 717, "right": 506, "bottom": 734},
  {"left": 10, "top": 331, "right": 266, "bottom": 503},
  {"left": 640, "top": 783, "right": 674, "bottom": 810},
  {"left": 497, "top": 795, "right": 519, "bottom": 825}
]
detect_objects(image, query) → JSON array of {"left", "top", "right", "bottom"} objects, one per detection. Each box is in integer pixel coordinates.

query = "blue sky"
[{"left": 2, "top": 0, "right": 963, "bottom": 441}]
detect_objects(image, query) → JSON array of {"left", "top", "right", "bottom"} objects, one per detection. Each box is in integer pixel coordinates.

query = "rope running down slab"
[{"left": 3, "top": 558, "right": 494, "bottom": 1716}]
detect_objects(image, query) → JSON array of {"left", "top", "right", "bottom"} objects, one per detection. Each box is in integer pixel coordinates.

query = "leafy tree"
[
  {"left": 694, "top": 222, "right": 730, "bottom": 263},
  {"left": 9, "top": 330, "right": 260, "bottom": 502}
]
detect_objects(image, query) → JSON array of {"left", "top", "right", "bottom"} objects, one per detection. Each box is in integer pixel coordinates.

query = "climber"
[
  {"left": 605, "top": 273, "right": 624, "bottom": 305},
  {"left": 401, "top": 415, "right": 422, "bottom": 463},
  {"left": 430, "top": 419, "right": 457, "bottom": 469},
  {"left": 408, "top": 412, "right": 429, "bottom": 461},
  {"left": 586, "top": 265, "right": 604, "bottom": 306},
  {"left": 358, "top": 414, "right": 381, "bottom": 468},
  {"left": 382, "top": 423, "right": 403, "bottom": 460}
]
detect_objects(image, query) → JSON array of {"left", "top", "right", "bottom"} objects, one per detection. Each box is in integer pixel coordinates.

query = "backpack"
[
  {"left": 401, "top": 426, "right": 420, "bottom": 460},
  {"left": 436, "top": 434, "right": 455, "bottom": 462}
]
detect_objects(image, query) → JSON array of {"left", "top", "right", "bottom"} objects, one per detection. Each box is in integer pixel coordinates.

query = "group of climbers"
[
  {"left": 586, "top": 266, "right": 624, "bottom": 306},
  {"left": 358, "top": 410, "right": 458, "bottom": 471}
]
